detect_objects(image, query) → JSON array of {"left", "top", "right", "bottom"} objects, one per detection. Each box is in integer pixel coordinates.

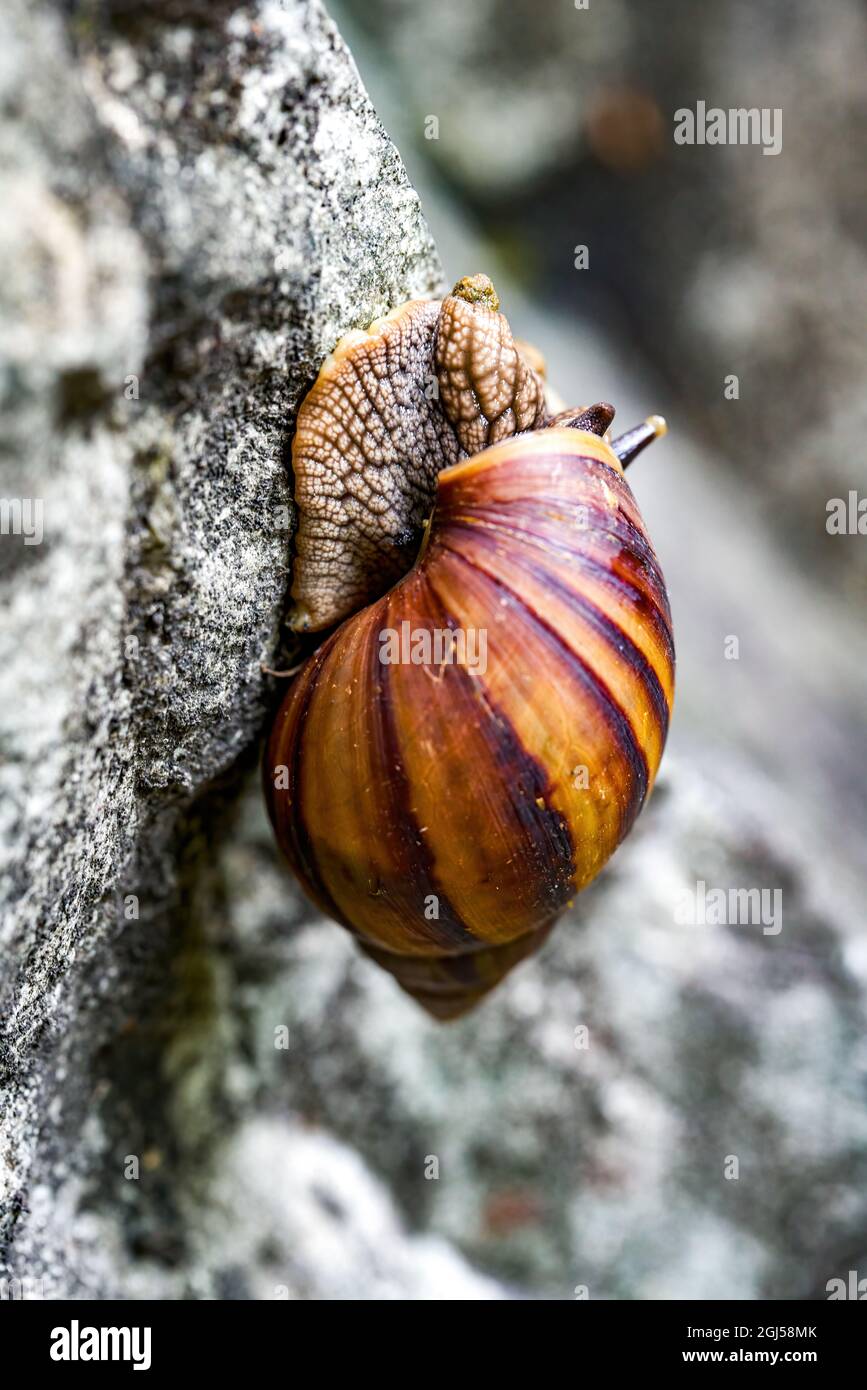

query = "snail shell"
[{"left": 266, "top": 421, "right": 674, "bottom": 1018}]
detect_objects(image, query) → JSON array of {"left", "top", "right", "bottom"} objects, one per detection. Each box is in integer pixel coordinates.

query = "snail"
[{"left": 266, "top": 276, "right": 674, "bottom": 1019}]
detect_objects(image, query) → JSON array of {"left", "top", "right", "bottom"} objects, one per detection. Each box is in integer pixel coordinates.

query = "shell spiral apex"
[{"left": 267, "top": 276, "right": 674, "bottom": 1018}]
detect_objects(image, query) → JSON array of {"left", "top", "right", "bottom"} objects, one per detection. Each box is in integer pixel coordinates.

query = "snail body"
[
  {"left": 267, "top": 287, "right": 674, "bottom": 1018},
  {"left": 287, "top": 275, "right": 549, "bottom": 634}
]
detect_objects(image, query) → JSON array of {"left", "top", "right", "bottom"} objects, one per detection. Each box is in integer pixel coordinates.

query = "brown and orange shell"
[{"left": 265, "top": 426, "right": 674, "bottom": 1019}]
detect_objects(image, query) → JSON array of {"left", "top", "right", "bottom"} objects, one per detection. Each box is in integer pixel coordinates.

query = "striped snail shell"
[{"left": 266, "top": 277, "right": 674, "bottom": 1018}]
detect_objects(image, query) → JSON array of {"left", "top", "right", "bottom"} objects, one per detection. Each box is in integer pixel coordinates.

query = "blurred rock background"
[
  {"left": 343, "top": 0, "right": 867, "bottom": 605},
  {"left": 1, "top": 0, "right": 866, "bottom": 1301}
]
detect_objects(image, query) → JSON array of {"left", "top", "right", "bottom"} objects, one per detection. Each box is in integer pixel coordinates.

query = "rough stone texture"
[{"left": 2, "top": 0, "right": 866, "bottom": 1303}]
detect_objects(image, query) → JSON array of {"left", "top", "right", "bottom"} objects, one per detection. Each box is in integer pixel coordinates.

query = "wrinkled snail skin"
[
  {"left": 434, "top": 274, "right": 548, "bottom": 453},
  {"left": 266, "top": 426, "right": 674, "bottom": 1019},
  {"left": 288, "top": 299, "right": 458, "bottom": 634},
  {"left": 287, "top": 274, "right": 549, "bottom": 634}
]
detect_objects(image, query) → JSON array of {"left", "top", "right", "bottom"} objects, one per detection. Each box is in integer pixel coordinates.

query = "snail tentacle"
[
  {"left": 546, "top": 402, "right": 616, "bottom": 436},
  {"left": 612, "top": 414, "right": 668, "bottom": 467}
]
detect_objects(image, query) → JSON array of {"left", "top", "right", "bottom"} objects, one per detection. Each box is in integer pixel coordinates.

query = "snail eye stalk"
[
  {"left": 559, "top": 402, "right": 616, "bottom": 436},
  {"left": 611, "top": 415, "right": 668, "bottom": 468}
]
